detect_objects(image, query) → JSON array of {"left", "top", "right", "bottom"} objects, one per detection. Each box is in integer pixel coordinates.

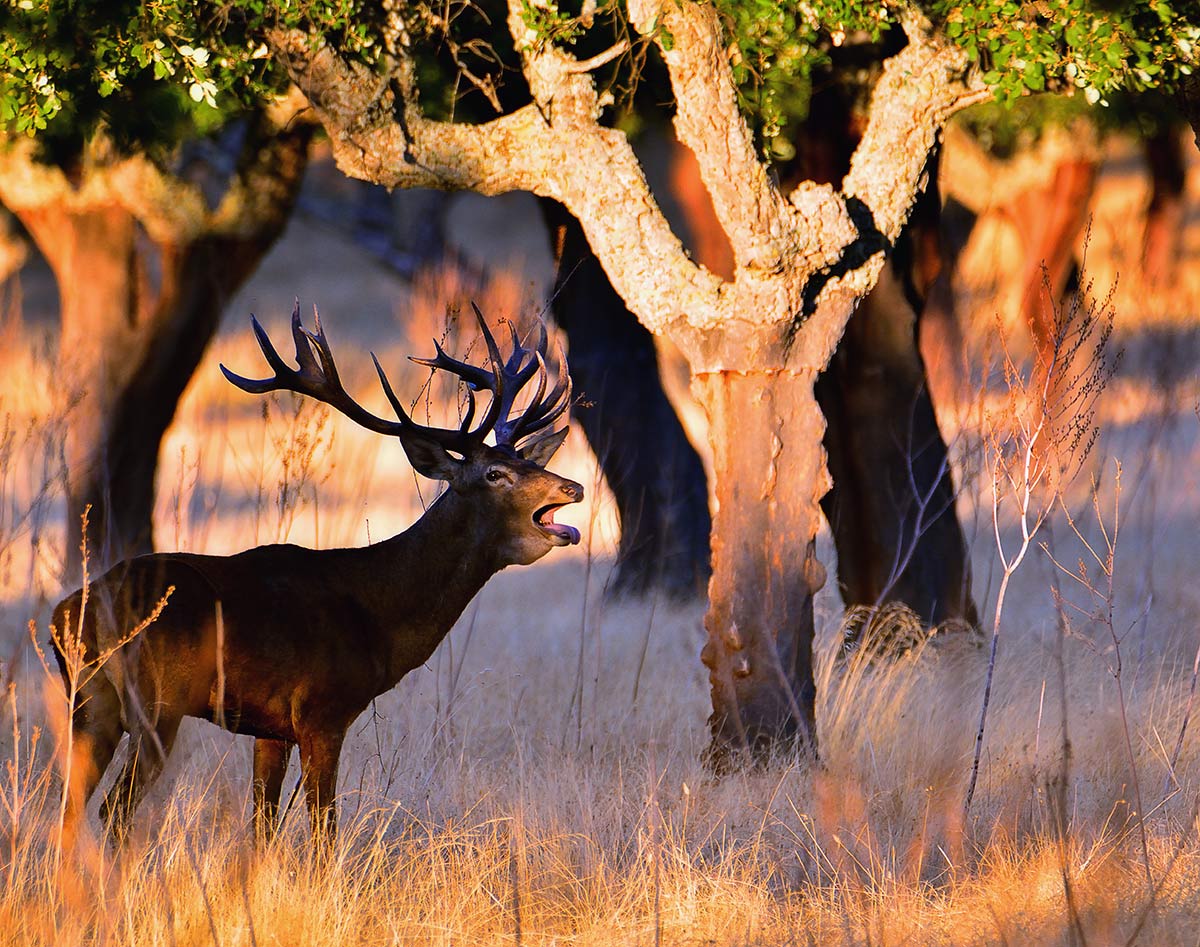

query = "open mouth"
[{"left": 534, "top": 504, "right": 581, "bottom": 545}]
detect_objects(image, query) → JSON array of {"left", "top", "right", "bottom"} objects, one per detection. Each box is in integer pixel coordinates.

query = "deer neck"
[{"left": 358, "top": 490, "right": 506, "bottom": 685}]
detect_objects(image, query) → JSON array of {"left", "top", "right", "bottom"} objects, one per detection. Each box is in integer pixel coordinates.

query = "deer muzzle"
[{"left": 534, "top": 481, "right": 584, "bottom": 545}]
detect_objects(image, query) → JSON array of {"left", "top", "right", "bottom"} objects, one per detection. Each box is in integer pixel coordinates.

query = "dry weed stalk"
[
  {"left": 965, "top": 266, "right": 1117, "bottom": 815},
  {"left": 27, "top": 508, "right": 173, "bottom": 857},
  {"left": 1043, "top": 465, "right": 1157, "bottom": 893}
]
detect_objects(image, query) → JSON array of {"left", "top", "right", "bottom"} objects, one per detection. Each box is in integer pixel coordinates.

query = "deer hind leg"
[
  {"left": 298, "top": 730, "right": 346, "bottom": 848},
  {"left": 252, "top": 738, "right": 294, "bottom": 844},
  {"left": 99, "top": 707, "right": 183, "bottom": 846}
]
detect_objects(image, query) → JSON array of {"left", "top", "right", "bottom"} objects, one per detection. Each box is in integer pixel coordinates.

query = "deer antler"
[
  {"left": 411, "top": 303, "right": 572, "bottom": 454},
  {"left": 221, "top": 300, "right": 408, "bottom": 438},
  {"left": 221, "top": 300, "right": 572, "bottom": 457}
]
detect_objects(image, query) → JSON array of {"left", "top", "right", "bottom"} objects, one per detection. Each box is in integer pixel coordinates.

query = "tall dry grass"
[{"left": 0, "top": 236, "right": 1198, "bottom": 946}]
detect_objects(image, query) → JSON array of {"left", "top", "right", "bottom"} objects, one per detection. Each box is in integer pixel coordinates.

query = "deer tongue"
[{"left": 537, "top": 505, "right": 581, "bottom": 545}]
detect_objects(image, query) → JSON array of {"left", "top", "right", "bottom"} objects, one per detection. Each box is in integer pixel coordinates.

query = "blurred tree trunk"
[
  {"left": 817, "top": 169, "right": 978, "bottom": 628},
  {"left": 1008, "top": 155, "right": 1097, "bottom": 353},
  {"left": 1141, "top": 127, "right": 1187, "bottom": 287},
  {"left": 539, "top": 198, "right": 711, "bottom": 598},
  {"left": 0, "top": 96, "right": 313, "bottom": 581},
  {"left": 787, "top": 56, "right": 979, "bottom": 634}
]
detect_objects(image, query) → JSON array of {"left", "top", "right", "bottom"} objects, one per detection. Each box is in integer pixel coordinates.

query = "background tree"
[
  {"left": 540, "top": 198, "right": 713, "bottom": 598},
  {"left": 7, "top": 0, "right": 1196, "bottom": 763},
  {"left": 0, "top": 6, "right": 313, "bottom": 578}
]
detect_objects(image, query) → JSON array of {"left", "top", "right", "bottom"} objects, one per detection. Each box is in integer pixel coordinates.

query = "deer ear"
[
  {"left": 399, "top": 432, "right": 464, "bottom": 483},
  {"left": 518, "top": 426, "right": 569, "bottom": 466}
]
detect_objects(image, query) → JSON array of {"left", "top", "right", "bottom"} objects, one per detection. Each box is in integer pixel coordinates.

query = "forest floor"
[{"left": 0, "top": 127, "right": 1198, "bottom": 944}]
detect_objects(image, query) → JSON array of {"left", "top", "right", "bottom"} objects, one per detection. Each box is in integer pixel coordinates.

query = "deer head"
[{"left": 221, "top": 301, "right": 583, "bottom": 565}]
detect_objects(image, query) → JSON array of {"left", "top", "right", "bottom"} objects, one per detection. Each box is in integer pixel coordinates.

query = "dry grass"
[{"left": 0, "top": 144, "right": 1198, "bottom": 945}]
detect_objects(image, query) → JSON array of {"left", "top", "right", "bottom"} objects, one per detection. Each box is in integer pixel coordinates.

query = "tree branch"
[
  {"left": 267, "top": 24, "right": 726, "bottom": 341},
  {"left": 629, "top": 0, "right": 815, "bottom": 275},
  {"left": 842, "top": 12, "right": 988, "bottom": 244}
]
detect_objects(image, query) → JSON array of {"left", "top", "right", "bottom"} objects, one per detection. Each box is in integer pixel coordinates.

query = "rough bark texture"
[
  {"left": 0, "top": 97, "right": 312, "bottom": 580},
  {"left": 539, "top": 198, "right": 711, "bottom": 598},
  {"left": 695, "top": 369, "right": 828, "bottom": 766},
  {"left": 267, "top": 1, "right": 987, "bottom": 762}
]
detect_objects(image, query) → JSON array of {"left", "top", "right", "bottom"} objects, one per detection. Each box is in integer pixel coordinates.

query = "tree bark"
[
  {"left": 695, "top": 368, "right": 827, "bottom": 767},
  {"left": 539, "top": 198, "right": 711, "bottom": 598},
  {"left": 0, "top": 100, "right": 313, "bottom": 580},
  {"left": 268, "top": 1, "right": 988, "bottom": 765}
]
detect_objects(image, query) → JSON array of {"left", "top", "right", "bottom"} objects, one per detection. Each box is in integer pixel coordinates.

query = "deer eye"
[{"left": 485, "top": 467, "right": 507, "bottom": 484}]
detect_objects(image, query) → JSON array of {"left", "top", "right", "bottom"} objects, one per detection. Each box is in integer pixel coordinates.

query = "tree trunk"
[
  {"left": 539, "top": 198, "right": 711, "bottom": 598},
  {"left": 25, "top": 203, "right": 163, "bottom": 574},
  {"left": 1141, "top": 126, "right": 1187, "bottom": 287},
  {"left": 694, "top": 367, "right": 827, "bottom": 767},
  {"left": 4, "top": 107, "right": 313, "bottom": 581},
  {"left": 817, "top": 171, "right": 978, "bottom": 629},
  {"left": 1008, "top": 156, "right": 1096, "bottom": 347},
  {"left": 816, "top": 263, "right": 978, "bottom": 627}
]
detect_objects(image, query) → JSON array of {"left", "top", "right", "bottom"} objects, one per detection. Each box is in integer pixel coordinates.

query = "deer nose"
[{"left": 560, "top": 481, "right": 584, "bottom": 502}]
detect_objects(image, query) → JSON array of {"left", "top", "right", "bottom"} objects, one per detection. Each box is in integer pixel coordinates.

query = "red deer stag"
[{"left": 52, "top": 301, "right": 582, "bottom": 845}]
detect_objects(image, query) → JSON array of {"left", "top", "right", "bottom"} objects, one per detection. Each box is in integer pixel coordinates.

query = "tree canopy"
[{"left": 4, "top": 2, "right": 1197, "bottom": 156}]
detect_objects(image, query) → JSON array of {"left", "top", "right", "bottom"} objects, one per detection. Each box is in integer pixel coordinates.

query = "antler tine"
[
  {"left": 516, "top": 338, "right": 573, "bottom": 438},
  {"left": 504, "top": 320, "right": 524, "bottom": 374},
  {"left": 500, "top": 334, "right": 574, "bottom": 447},
  {"left": 471, "top": 302, "right": 507, "bottom": 381},
  {"left": 502, "top": 318, "right": 547, "bottom": 387},
  {"left": 370, "top": 353, "right": 414, "bottom": 426},
  {"left": 467, "top": 302, "right": 522, "bottom": 442},
  {"left": 221, "top": 302, "right": 406, "bottom": 438},
  {"left": 459, "top": 386, "right": 478, "bottom": 436},
  {"left": 409, "top": 338, "right": 494, "bottom": 392},
  {"left": 219, "top": 315, "right": 290, "bottom": 394},
  {"left": 371, "top": 352, "right": 482, "bottom": 453},
  {"left": 396, "top": 303, "right": 570, "bottom": 451},
  {"left": 495, "top": 350, "right": 549, "bottom": 445}
]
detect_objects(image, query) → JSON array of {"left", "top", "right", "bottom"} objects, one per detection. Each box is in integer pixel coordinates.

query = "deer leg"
[
  {"left": 100, "top": 711, "right": 182, "bottom": 845},
  {"left": 252, "top": 738, "right": 294, "bottom": 843},
  {"left": 60, "top": 678, "right": 124, "bottom": 850},
  {"left": 298, "top": 730, "right": 345, "bottom": 847}
]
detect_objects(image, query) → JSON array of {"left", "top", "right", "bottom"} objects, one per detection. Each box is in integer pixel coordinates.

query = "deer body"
[{"left": 54, "top": 304, "right": 581, "bottom": 845}]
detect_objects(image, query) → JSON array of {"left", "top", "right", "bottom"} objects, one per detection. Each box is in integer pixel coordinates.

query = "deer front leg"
[
  {"left": 252, "top": 738, "right": 294, "bottom": 843},
  {"left": 298, "top": 729, "right": 345, "bottom": 848},
  {"left": 100, "top": 711, "right": 182, "bottom": 846}
]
